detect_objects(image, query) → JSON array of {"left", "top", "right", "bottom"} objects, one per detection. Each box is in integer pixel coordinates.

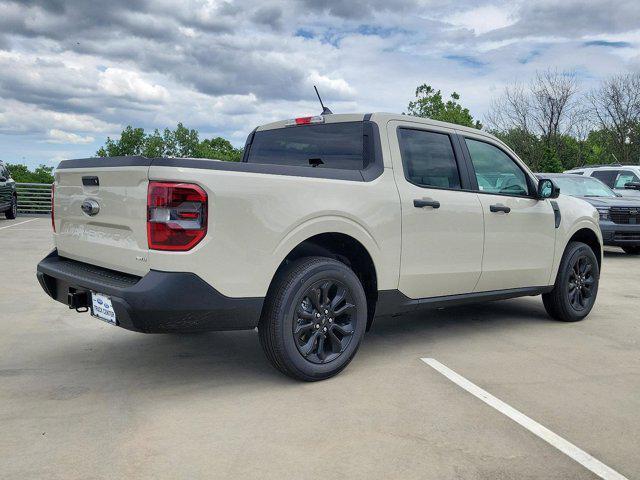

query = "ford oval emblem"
[{"left": 81, "top": 199, "right": 100, "bottom": 216}]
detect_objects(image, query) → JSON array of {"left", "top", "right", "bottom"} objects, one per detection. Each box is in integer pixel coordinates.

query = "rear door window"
[
  {"left": 246, "top": 122, "right": 364, "bottom": 170},
  {"left": 397, "top": 129, "right": 461, "bottom": 189},
  {"left": 591, "top": 170, "right": 618, "bottom": 187}
]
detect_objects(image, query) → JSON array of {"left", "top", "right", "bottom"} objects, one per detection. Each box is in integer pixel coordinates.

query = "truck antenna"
[{"left": 314, "top": 85, "right": 333, "bottom": 115}]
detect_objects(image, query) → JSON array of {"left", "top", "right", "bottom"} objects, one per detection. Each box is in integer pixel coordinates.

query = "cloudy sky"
[{"left": 1, "top": 0, "right": 639, "bottom": 168}]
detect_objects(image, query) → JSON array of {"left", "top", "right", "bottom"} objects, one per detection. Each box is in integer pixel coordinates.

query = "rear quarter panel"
[{"left": 147, "top": 165, "right": 401, "bottom": 298}]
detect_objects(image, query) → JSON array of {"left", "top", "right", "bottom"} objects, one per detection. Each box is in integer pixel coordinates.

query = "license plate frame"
[{"left": 90, "top": 292, "right": 117, "bottom": 325}]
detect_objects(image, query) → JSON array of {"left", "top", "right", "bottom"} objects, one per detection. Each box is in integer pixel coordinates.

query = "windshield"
[{"left": 551, "top": 176, "right": 617, "bottom": 197}]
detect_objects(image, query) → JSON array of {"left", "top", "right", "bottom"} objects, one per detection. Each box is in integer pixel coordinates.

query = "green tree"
[
  {"left": 6, "top": 164, "right": 54, "bottom": 183},
  {"left": 173, "top": 123, "right": 200, "bottom": 157},
  {"left": 584, "top": 129, "right": 618, "bottom": 165},
  {"left": 407, "top": 84, "right": 482, "bottom": 129},
  {"left": 32, "top": 165, "right": 56, "bottom": 183},
  {"left": 5, "top": 164, "right": 30, "bottom": 182},
  {"left": 492, "top": 128, "right": 543, "bottom": 171},
  {"left": 96, "top": 126, "right": 146, "bottom": 157},
  {"left": 554, "top": 135, "right": 582, "bottom": 171},
  {"left": 196, "top": 137, "right": 243, "bottom": 161},
  {"left": 485, "top": 71, "right": 640, "bottom": 171},
  {"left": 143, "top": 129, "right": 165, "bottom": 158},
  {"left": 539, "top": 147, "right": 564, "bottom": 173},
  {"left": 97, "top": 124, "right": 243, "bottom": 161}
]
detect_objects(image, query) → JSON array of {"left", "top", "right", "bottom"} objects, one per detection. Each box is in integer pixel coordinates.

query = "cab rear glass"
[{"left": 245, "top": 122, "right": 365, "bottom": 170}]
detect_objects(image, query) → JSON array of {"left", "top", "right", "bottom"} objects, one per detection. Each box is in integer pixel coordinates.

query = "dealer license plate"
[{"left": 91, "top": 292, "right": 117, "bottom": 325}]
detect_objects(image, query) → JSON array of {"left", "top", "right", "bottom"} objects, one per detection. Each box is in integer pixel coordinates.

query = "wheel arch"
[
  {"left": 271, "top": 232, "right": 379, "bottom": 330},
  {"left": 568, "top": 227, "right": 602, "bottom": 271}
]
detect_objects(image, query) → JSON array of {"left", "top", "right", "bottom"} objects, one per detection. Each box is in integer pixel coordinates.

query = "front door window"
[{"left": 465, "top": 139, "right": 529, "bottom": 196}]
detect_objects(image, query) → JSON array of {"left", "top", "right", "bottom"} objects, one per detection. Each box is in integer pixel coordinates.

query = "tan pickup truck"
[{"left": 37, "top": 113, "right": 602, "bottom": 381}]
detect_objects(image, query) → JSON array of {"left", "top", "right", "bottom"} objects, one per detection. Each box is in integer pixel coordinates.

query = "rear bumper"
[
  {"left": 36, "top": 250, "right": 264, "bottom": 333},
  {"left": 600, "top": 222, "right": 640, "bottom": 247}
]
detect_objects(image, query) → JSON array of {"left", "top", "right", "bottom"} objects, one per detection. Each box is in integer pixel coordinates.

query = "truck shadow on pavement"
[{"left": 37, "top": 296, "right": 553, "bottom": 388}]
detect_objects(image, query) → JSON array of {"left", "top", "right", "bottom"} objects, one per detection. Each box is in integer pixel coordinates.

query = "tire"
[
  {"left": 258, "top": 256, "right": 368, "bottom": 381},
  {"left": 542, "top": 241, "right": 599, "bottom": 322},
  {"left": 5, "top": 195, "right": 17, "bottom": 219},
  {"left": 622, "top": 246, "right": 640, "bottom": 255}
]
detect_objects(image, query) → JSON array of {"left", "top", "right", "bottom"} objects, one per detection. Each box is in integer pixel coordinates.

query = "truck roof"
[{"left": 256, "top": 112, "right": 498, "bottom": 141}]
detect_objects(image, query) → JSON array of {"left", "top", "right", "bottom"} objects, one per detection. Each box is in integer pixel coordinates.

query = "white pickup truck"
[{"left": 37, "top": 113, "right": 602, "bottom": 381}]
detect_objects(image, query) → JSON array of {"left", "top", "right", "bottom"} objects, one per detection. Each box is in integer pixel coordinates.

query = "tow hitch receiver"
[{"left": 67, "top": 289, "right": 89, "bottom": 313}]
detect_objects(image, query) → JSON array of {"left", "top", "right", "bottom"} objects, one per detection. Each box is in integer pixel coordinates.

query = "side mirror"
[
  {"left": 537, "top": 178, "right": 560, "bottom": 199},
  {"left": 624, "top": 182, "right": 640, "bottom": 190}
]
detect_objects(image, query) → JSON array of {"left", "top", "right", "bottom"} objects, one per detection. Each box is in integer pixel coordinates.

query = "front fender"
[{"left": 549, "top": 195, "right": 602, "bottom": 283}]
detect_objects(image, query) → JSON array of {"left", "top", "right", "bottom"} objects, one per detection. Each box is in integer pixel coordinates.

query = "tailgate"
[{"left": 54, "top": 165, "right": 150, "bottom": 276}]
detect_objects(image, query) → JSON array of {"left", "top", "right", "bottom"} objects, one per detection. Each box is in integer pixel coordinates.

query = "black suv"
[
  {"left": 0, "top": 160, "right": 17, "bottom": 219},
  {"left": 538, "top": 173, "right": 640, "bottom": 254}
]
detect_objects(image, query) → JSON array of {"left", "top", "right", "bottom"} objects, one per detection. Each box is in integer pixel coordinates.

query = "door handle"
[
  {"left": 414, "top": 199, "right": 440, "bottom": 209},
  {"left": 490, "top": 204, "right": 511, "bottom": 214}
]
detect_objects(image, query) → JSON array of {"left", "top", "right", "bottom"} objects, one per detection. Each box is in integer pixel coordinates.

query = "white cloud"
[
  {"left": 0, "top": 99, "right": 119, "bottom": 135},
  {"left": 0, "top": 0, "right": 637, "bottom": 167},
  {"left": 46, "top": 129, "right": 95, "bottom": 144},
  {"left": 444, "top": 5, "right": 517, "bottom": 35},
  {"left": 98, "top": 68, "right": 169, "bottom": 103},
  {"left": 307, "top": 71, "right": 355, "bottom": 97}
]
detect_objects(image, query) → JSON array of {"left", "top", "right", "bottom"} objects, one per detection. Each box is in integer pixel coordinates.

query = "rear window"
[{"left": 246, "top": 122, "right": 365, "bottom": 170}]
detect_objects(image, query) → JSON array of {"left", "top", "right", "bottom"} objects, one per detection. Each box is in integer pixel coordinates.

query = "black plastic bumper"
[
  {"left": 36, "top": 250, "right": 264, "bottom": 333},
  {"left": 600, "top": 222, "right": 640, "bottom": 247}
]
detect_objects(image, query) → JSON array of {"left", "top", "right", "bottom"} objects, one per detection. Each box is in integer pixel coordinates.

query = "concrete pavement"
[{"left": 1, "top": 217, "right": 638, "bottom": 479}]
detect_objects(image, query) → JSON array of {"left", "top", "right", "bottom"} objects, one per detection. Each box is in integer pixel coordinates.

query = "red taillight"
[
  {"left": 51, "top": 184, "right": 55, "bottom": 232},
  {"left": 147, "top": 182, "right": 207, "bottom": 251}
]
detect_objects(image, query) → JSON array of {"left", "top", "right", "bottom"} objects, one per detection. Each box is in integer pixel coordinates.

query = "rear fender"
[{"left": 270, "top": 215, "right": 386, "bottom": 286}]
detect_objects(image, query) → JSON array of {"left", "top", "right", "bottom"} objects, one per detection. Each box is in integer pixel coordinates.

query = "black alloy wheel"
[
  {"left": 542, "top": 241, "right": 599, "bottom": 322},
  {"left": 293, "top": 280, "right": 357, "bottom": 364},
  {"left": 259, "top": 256, "right": 367, "bottom": 381},
  {"left": 566, "top": 254, "right": 596, "bottom": 311}
]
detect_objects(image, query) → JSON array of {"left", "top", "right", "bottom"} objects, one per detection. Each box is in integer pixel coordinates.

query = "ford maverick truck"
[{"left": 37, "top": 113, "right": 603, "bottom": 381}]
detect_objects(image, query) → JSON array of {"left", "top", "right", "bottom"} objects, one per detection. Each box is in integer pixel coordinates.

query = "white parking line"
[
  {"left": 421, "top": 358, "right": 628, "bottom": 480},
  {"left": 3, "top": 228, "right": 50, "bottom": 231},
  {"left": 0, "top": 218, "right": 39, "bottom": 230}
]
